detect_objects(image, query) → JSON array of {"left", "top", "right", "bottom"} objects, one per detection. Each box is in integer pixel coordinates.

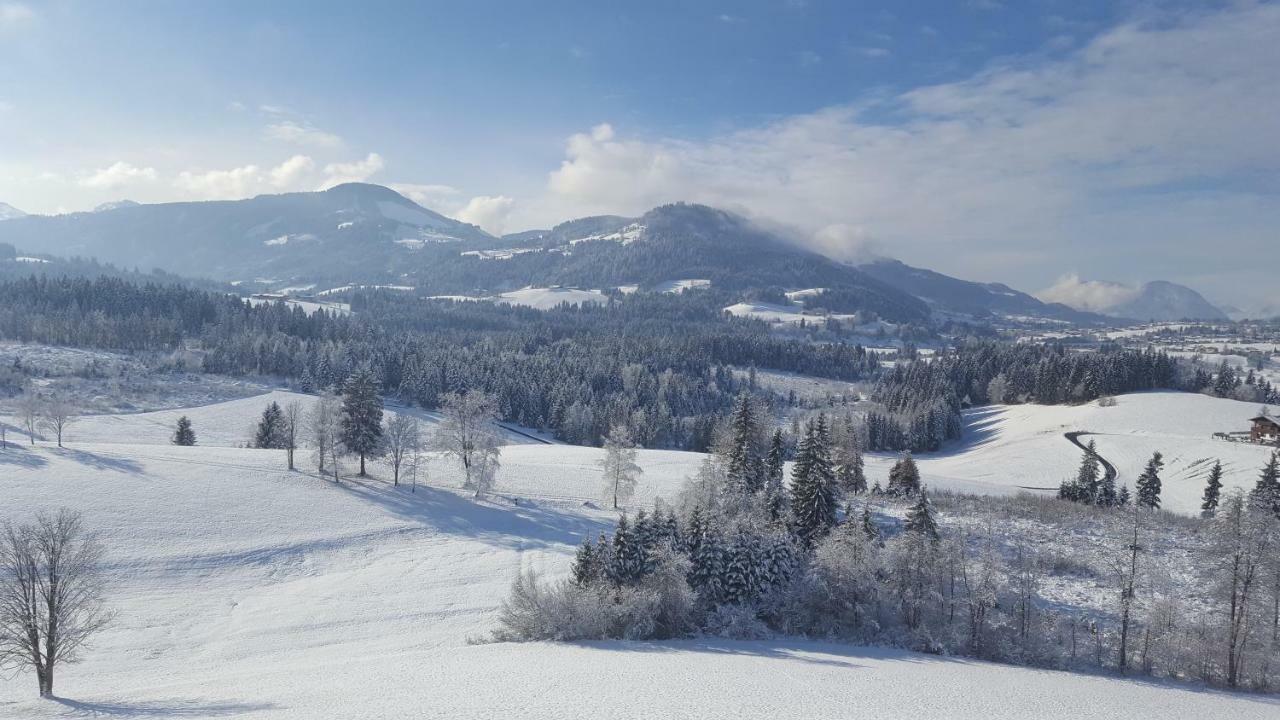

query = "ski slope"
[{"left": 2, "top": 391, "right": 1278, "bottom": 717}]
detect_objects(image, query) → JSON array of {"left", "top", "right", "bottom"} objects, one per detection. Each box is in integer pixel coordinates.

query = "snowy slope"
[
  {"left": 2, "top": 394, "right": 1277, "bottom": 718},
  {"left": 497, "top": 286, "right": 607, "bottom": 310},
  {"left": 884, "top": 392, "right": 1278, "bottom": 514}
]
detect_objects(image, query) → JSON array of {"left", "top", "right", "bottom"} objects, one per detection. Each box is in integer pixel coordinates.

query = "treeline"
[
  {"left": 498, "top": 400, "right": 1280, "bottom": 692},
  {"left": 0, "top": 276, "right": 878, "bottom": 450},
  {"left": 864, "top": 342, "right": 1185, "bottom": 452}
]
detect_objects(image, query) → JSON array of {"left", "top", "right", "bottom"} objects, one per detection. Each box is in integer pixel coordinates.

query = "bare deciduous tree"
[
  {"left": 15, "top": 391, "right": 41, "bottom": 445},
  {"left": 384, "top": 413, "right": 421, "bottom": 487},
  {"left": 599, "top": 424, "right": 642, "bottom": 509},
  {"left": 0, "top": 509, "right": 111, "bottom": 697},
  {"left": 307, "top": 393, "right": 342, "bottom": 482},
  {"left": 282, "top": 401, "right": 303, "bottom": 471},
  {"left": 432, "top": 391, "right": 502, "bottom": 498},
  {"left": 38, "top": 396, "right": 78, "bottom": 448}
]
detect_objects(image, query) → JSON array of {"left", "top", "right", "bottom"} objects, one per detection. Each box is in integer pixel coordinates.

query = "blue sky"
[{"left": 0, "top": 1, "right": 1277, "bottom": 309}]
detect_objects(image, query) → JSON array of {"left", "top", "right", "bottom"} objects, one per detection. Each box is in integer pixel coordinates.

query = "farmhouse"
[{"left": 1250, "top": 415, "right": 1280, "bottom": 444}]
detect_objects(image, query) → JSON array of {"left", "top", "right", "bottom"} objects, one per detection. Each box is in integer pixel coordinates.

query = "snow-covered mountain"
[
  {"left": 0, "top": 202, "right": 26, "bottom": 221},
  {"left": 856, "top": 258, "right": 1109, "bottom": 324},
  {"left": 93, "top": 199, "right": 140, "bottom": 212},
  {"left": 0, "top": 183, "right": 493, "bottom": 284},
  {"left": 1038, "top": 276, "right": 1228, "bottom": 321}
]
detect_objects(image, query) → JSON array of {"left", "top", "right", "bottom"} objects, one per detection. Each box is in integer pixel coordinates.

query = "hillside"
[
  {"left": 0, "top": 184, "right": 493, "bottom": 286},
  {"left": 2, "top": 392, "right": 1278, "bottom": 718},
  {"left": 858, "top": 258, "right": 1109, "bottom": 324}
]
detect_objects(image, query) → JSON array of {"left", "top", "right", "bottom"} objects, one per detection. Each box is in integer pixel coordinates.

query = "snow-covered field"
[
  {"left": 497, "top": 286, "right": 607, "bottom": 310},
  {"left": 883, "top": 392, "right": 1279, "bottom": 514},
  {"left": 2, "top": 390, "right": 1279, "bottom": 717}
]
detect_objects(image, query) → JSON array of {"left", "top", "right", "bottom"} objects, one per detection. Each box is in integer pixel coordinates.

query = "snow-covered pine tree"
[
  {"left": 1201, "top": 460, "right": 1224, "bottom": 517},
  {"left": 340, "top": 366, "right": 384, "bottom": 477},
  {"left": 725, "top": 395, "right": 762, "bottom": 496},
  {"left": 1135, "top": 451, "right": 1164, "bottom": 510},
  {"left": 254, "top": 401, "right": 285, "bottom": 449},
  {"left": 689, "top": 526, "right": 726, "bottom": 603},
  {"left": 904, "top": 487, "right": 940, "bottom": 542},
  {"left": 1117, "top": 484, "right": 1131, "bottom": 507},
  {"left": 764, "top": 429, "right": 788, "bottom": 522},
  {"left": 860, "top": 502, "right": 880, "bottom": 543},
  {"left": 172, "top": 416, "right": 196, "bottom": 446},
  {"left": 790, "top": 417, "right": 838, "bottom": 547},
  {"left": 1249, "top": 451, "right": 1280, "bottom": 517},
  {"left": 571, "top": 536, "right": 602, "bottom": 585},
  {"left": 721, "top": 529, "right": 759, "bottom": 605},
  {"left": 887, "top": 452, "right": 921, "bottom": 496},
  {"left": 1075, "top": 440, "right": 1101, "bottom": 504},
  {"left": 607, "top": 515, "right": 645, "bottom": 586}
]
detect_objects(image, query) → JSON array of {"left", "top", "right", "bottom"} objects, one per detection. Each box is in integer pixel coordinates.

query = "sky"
[{"left": 0, "top": 0, "right": 1277, "bottom": 310}]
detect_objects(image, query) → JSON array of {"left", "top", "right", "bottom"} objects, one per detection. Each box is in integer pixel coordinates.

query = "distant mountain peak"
[
  {"left": 0, "top": 202, "right": 27, "bottom": 221},
  {"left": 93, "top": 199, "right": 140, "bottom": 213},
  {"left": 1037, "top": 275, "right": 1227, "bottom": 321}
]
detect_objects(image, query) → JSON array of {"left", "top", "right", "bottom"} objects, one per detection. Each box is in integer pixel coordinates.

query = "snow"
[
  {"left": 890, "top": 392, "right": 1279, "bottom": 514},
  {"left": 653, "top": 278, "right": 711, "bottom": 293},
  {"left": 569, "top": 223, "right": 645, "bottom": 246},
  {"left": 723, "top": 302, "right": 857, "bottom": 326},
  {"left": 497, "top": 286, "right": 608, "bottom": 310},
  {"left": 784, "top": 287, "right": 826, "bottom": 300},
  {"left": 244, "top": 297, "right": 350, "bottom": 316},
  {"left": 12, "top": 256, "right": 49, "bottom": 263},
  {"left": 1, "top": 392, "right": 1276, "bottom": 717},
  {"left": 460, "top": 248, "right": 540, "bottom": 261}
]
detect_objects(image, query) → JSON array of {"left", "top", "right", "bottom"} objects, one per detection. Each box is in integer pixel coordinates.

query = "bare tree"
[
  {"left": 307, "top": 393, "right": 342, "bottom": 482},
  {"left": 599, "top": 424, "right": 642, "bottom": 509},
  {"left": 1208, "top": 490, "right": 1273, "bottom": 687},
  {"left": 0, "top": 509, "right": 111, "bottom": 697},
  {"left": 1109, "top": 501, "right": 1145, "bottom": 674},
  {"left": 432, "top": 391, "right": 502, "bottom": 498},
  {"left": 38, "top": 396, "right": 78, "bottom": 448},
  {"left": 15, "top": 391, "right": 41, "bottom": 445},
  {"left": 282, "top": 401, "right": 303, "bottom": 471},
  {"left": 383, "top": 413, "right": 421, "bottom": 487}
]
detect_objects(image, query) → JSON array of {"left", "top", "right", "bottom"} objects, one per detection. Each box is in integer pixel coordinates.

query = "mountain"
[
  {"left": 0, "top": 183, "right": 493, "bottom": 284},
  {"left": 1108, "top": 281, "right": 1230, "bottom": 321},
  {"left": 1038, "top": 276, "right": 1228, "bottom": 321},
  {"left": 857, "top": 258, "right": 1109, "bottom": 324},
  {"left": 0, "top": 202, "right": 26, "bottom": 221},
  {"left": 93, "top": 199, "right": 140, "bottom": 212}
]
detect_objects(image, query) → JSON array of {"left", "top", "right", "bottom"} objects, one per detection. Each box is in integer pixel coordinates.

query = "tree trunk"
[
  {"left": 37, "top": 666, "right": 51, "bottom": 697},
  {"left": 359, "top": 453, "right": 366, "bottom": 476},
  {"left": 287, "top": 448, "right": 295, "bottom": 470}
]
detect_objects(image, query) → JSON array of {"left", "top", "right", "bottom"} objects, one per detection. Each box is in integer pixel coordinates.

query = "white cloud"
[
  {"left": 79, "top": 162, "right": 158, "bottom": 189},
  {"left": 0, "top": 3, "right": 33, "bottom": 26},
  {"left": 856, "top": 47, "right": 891, "bottom": 58},
  {"left": 455, "top": 195, "right": 514, "bottom": 236},
  {"left": 175, "top": 164, "right": 264, "bottom": 199},
  {"left": 269, "top": 154, "right": 315, "bottom": 188},
  {"left": 321, "top": 152, "right": 384, "bottom": 188},
  {"left": 1036, "top": 274, "right": 1140, "bottom": 312},
  {"left": 265, "top": 120, "right": 343, "bottom": 148},
  {"left": 177, "top": 155, "right": 319, "bottom": 199},
  {"left": 528, "top": 4, "right": 1280, "bottom": 303}
]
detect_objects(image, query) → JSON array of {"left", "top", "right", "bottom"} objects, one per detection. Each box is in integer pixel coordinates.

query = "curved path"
[{"left": 1063, "top": 431, "right": 1118, "bottom": 485}]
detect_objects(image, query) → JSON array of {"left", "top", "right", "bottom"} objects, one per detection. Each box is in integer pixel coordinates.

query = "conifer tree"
[
  {"left": 887, "top": 452, "right": 921, "bottom": 496},
  {"left": 1135, "top": 452, "right": 1164, "bottom": 510},
  {"left": 254, "top": 402, "right": 285, "bottom": 449},
  {"left": 1249, "top": 451, "right": 1280, "bottom": 517},
  {"left": 607, "top": 515, "right": 645, "bottom": 586},
  {"left": 904, "top": 487, "right": 939, "bottom": 542},
  {"left": 340, "top": 366, "right": 384, "bottom": 476},
  {"left": 1201, "top": 460, "right": 1224, "bottom": 517},
  {"left": 571, "top": 536, "right": 603, "bottom": 585},
  {"left": 860, "top": 502, "right": 880, "bottom": 543},
  {"left": 1075, "top": 440, "right": 1101, "bottom": 504},
  {"left": 1117, "top": 484, "right": 1131, "bottom": 507},
  {"left": 172, "top": 416, "right": 196, "bottom": 446},
  {"left": 789, "top": 418, "right": 838, "bottom": 547},
  {"left": 725, "top": 395, "right": 762, "bottom": 495},
  {"left": 763, "top": 429, "right": 788, "bottom": 521}
]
